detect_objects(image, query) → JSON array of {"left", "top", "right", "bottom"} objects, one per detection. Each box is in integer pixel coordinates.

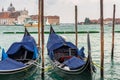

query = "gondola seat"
[{"left": 59, "top": 56, "right": 72, "bottom": 63}]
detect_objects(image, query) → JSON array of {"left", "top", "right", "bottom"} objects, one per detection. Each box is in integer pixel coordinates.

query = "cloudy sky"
[{"left": 0, "top": 0, "right": 120, "bottom": 23}]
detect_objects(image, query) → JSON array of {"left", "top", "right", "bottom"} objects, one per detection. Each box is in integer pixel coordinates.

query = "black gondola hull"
[
  {"left": 0, "top": 28, "right": 40, "bottom": 80},
  {"left": 0, "top": 63, "right": 37, "bottom": 80},
  {"left": 47, "top": 27, "right": 96, "bottom": 80},
  {"left": 49, "top": 58, "right": 94, "bottom": 80}
]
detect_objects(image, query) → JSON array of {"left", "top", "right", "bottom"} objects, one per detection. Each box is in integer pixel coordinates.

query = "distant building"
[
  {"left": 90, "top": 18, "right": 120, "bottom": 24},
  {"left": 7, "top": 3, "right": 15, "bottom": 12},
  {"left": 16, "top": 9, "right": 29, "bottom": 25},
  {"left": 104, "top": 18, "right": 112, "bottom": 25},
  {"left": 115, "top": 18, "right": 120, "bottom": 24},
  {"left": 0, "top": 3, "right": 28, "bottom": 25},
  {"left": 30, "top": 15, "right": 38, "bottom": 21},
  {"left": 0, "top": 3, "right": 60, "bottom": 26},
  {"left": 90, "top": 19, "right": 98, "bottom": 24},
  {"left": 0, "top": 12, "right": 15, "bottom": 25},
  {"left": 45, "top": 16, "right": 60, "bottom": 25},
  {"left": 30, "top": 15, "right": 60, "bottom": 25}
]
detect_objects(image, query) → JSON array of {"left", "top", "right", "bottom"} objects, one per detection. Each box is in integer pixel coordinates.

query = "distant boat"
[
  {"left": 107, "top": 22, "right": 112, "bottom": 27},
  {"left": 0, "top": 28, "right": 40, "bottom": 80},
  {"left": 13, "top": 21, "right": 24, "bottom": 26},
  {"left": 24, "top": 21, "right": 38, "bottom": 27},
  {"left": 45, "top": 18, "right": 50, "bottom": 26},
  {"left": 24, "top": 17, "right": 38, "bottom": 27},
  {"left": 46, "top": 26, "right": 96, "bottom": 80}
]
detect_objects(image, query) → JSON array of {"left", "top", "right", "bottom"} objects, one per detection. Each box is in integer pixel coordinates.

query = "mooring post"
[
  {"left": 40, "top": 0, "right": 45, "bottom": 80},
  {"left": 100, "top": 0, "right": 104, "bottom": 79},
  {"left": 111, "top": 4, "right": 116, "bottom": 60},
  {"left": 38, "top": 0, "right": 41, "bottom": 49},
  {"left": 75, "top": 5, "right": 78, "bottom": 47}
]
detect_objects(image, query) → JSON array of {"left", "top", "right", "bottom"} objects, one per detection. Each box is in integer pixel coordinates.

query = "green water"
[{"left": 0, "top": 24, "right": 120, "bottom": 80}]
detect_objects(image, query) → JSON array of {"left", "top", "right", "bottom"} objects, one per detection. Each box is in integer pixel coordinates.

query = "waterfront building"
[
  {"left": 115, "top": 18, "right": 120, "bottom": 24},
  {"left": 45, "top": 16, "right": 60, "bottom": 25},
  {"left": 0, "top": 3, "right": 28, "bottom": 26},
  {"left": 7, "top": 3, "right": 15, "bottom": 12},
  {"left": 0, "top": 3, "right": 60, "bottom": 26},
  {"left": 29, "top": 15, "right": 60, "bottom": 25},
  {"left": 103, "top": 18, "right": 112, "bottom": 25},
  {"left": 90, "top": 19, "right": 98, "bottom": 24},
  {"left": 0, "top": 12, "right": 15, "bottom": 25},
  {"left": 16, "top": 9, "right": 29, "bottom": 25}
]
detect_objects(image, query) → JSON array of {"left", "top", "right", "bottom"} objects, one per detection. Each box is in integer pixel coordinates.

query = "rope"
[
  {"left": 33, "top": 61, "right": 42, "bottom": 68},
  {"left": 92, "top": 62, "right": 103, "bottom": 69},
  {"left": 44, "top": 65, "right": 53, "bottom": 72},
  {"left": 31, "top": 61, "right": 53, "bottom": 72}
]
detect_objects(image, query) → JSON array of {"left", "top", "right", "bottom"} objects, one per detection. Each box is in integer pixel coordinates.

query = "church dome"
[{"left": 7, "top": 3, "right": 15, "bottom": 12}]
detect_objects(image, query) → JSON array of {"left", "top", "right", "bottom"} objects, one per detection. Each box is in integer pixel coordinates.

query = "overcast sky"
[{"left": 0, "top": 0, "right": 120, "bottom": 23}]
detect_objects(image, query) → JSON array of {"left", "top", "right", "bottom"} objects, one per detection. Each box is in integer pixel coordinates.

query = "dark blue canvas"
[
  {"left": 47, "top": 27, "right": 66, "bottom": 51},
  {"left": 0, "top": 28, "right": 38, "bottom": 71},
  {"left": 0, "top": 58, "right": 25, "bottom": 70},
  {"left": 63, "top": 56, "right": 85, "bottom": 70},
  {"left": 33, "top": 46, "right": 39, "bottom": 59},
  {"left": 2, "top": 48, "right": 8, "bottom": 60},
  {"left": 7, "top": 42, "right": 35, "bottom": 55},
  {"left": 78, "top": 47, "right": 85, "bottom": 58},
  {"left": 6, "top": 32, "right": 38, "bottom": 59},
  {"left": 47, "top": 27, "right": 78, "bottom": 59}
]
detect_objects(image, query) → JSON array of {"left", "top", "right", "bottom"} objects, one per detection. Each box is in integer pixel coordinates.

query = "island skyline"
[{"left": 0, "top": 0, "right": 120, "bottom": 23}]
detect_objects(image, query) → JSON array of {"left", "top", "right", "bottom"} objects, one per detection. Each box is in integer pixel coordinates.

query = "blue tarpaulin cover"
[
  {"left": 6, "top": 28, "right": 38, "bottom": 59},
  {"left": 47, "top": 27, "right": 78, "bottom": 59},
  {"left": 47, "top": 27, "right": 66, "bottom": 51},
  {"left": 63, "top": 56, "right": 85, "bottom": 70},
  {"left": 2, "top": 48, "right": 8, "bottom": 60},
  {"left": 78, "top": 47, "right": 85, "bottom": 58},
  {"left": 7, "top": 42, "right": 36, "bottom": 55},
  {"left": 0, "top": 58, "right": 25, "bottom": 70},
  {"left": 0, "top": 28, "right": 38, "bottom": 70}
]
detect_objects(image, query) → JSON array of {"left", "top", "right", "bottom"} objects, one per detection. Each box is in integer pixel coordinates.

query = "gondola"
[
  {"left": 0, "top": 28, "right": 40, "bottom": 80},
  {"left": 47, "top": 26, "right": 96, "bottom": 80}
]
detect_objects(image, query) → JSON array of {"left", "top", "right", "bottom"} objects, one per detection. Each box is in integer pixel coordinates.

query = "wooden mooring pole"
[
  {"left": 75, "top": 5, "right": 78, "bottom": 47},
  {"left": 111, "top": 4, "right": 116, "bottom": 60},
  {"left": 100, "top": 0, "right": 104, "bottom": 79},
  {"left": 38, "top": 0, "right": 41, "bottom": 49},
  {"left": 40, "top": 0, "right": 45, "bottom": 79}
]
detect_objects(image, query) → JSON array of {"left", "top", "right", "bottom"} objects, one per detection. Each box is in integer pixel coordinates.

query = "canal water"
[{"left": 0, "top": 24, "right": 120, "bottom": 80}]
